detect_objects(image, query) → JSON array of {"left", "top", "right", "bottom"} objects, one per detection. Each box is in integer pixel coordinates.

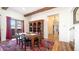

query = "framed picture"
[{"left": 73, "top": 7, "right": 79, "bottom": 24}]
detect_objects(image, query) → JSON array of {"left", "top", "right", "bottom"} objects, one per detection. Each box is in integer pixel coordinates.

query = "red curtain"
[
  {"left": 0, "top": 22, "right": 1, "bottom": 42},
  {"left": 22, "top": 20, "right": 24, "bottom": 32},
  {"left": 0, "top": 19, "right": 1, "bottom": 42},
  {"left": 6, "top": 16, "right": 11, "bottom": 41}
]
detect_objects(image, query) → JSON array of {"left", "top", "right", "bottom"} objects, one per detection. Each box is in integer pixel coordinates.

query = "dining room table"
[{"left": 25, "top": 33, "right": 40, "bottom": 49}]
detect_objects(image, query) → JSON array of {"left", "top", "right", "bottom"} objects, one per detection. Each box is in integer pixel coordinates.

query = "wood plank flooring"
[
  {"left": 51, "top": 39, "right": 74, "bottom": 51},
  {"left": 58, "top": 41, "right": 74, "bottom": 51}
]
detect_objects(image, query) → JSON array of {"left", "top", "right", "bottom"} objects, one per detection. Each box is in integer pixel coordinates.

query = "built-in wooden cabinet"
[{"left": 29, "top": 20, "right": 44, "bottom": 38}]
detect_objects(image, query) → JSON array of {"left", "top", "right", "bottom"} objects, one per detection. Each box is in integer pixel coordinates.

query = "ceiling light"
[{"left": 22, "top": 8, "right": 26, "bottom": 11}]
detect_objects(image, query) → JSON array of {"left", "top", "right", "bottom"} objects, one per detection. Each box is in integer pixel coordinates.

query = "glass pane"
[
  {"left": 16, "top": 21, "right": 22, "bottom": 29},
  {"left": 11, "top": 19, "right": 16, "bottom": 29}
]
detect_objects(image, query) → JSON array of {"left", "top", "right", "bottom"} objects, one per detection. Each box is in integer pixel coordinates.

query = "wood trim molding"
[
  {"left": 24, "top": 7, "right": 55, "bottom": 17},
  {"left": 1, "top": 7, "right": 8, "bottom": 10},
  {"left": 73, "top": 7, "right": 79, "bottom": 24}
]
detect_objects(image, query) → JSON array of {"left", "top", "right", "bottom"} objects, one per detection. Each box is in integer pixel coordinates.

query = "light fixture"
[{"left": 22, "top": 8, "right": 26, "bottom": 11}]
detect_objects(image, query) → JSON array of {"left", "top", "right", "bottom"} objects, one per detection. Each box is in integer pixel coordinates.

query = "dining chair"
[
  {"left": 21, "top": 35, "right": 32, "bottom": 50},
  {"left": 34, "top": 37, "right": 40, "bottom": 48},
  {"left": 15, "top": 33, "right": 20, "bottom": 45}
]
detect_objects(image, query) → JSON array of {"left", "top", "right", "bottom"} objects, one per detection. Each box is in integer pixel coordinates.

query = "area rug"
[{"left": 0, "top": 39, "right": 53, "bottom": 51}]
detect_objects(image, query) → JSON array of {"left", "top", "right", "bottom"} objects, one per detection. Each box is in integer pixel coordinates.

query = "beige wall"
[{"left": 24, "top": 17, "right": 30, "bottom": 33}]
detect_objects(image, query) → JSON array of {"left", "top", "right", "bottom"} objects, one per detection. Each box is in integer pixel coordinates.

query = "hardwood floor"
[
  {"left": 52, "top": 40, "right": 74, "bottom": 51},
  {"left": 58, "top": 41, "right": 73, "bottom": 51}
]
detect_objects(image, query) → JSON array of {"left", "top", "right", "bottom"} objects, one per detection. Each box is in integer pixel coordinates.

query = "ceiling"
[
  {"left": 8, "top": 7, "right": 44, "bottom": 15},
  {"left": 1, "top": 7, "right": 54, "bottom": 16}
]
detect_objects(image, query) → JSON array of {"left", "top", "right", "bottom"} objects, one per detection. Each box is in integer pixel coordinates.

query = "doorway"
[{"left": 48, "top": 14, "right": 59, "bottom": 41}]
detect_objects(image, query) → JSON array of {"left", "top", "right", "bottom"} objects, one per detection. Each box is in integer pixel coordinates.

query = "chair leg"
[
  {"left": 29, "top": 41, "right": 32, "bottom": 49},
  {"left": 24, "top": 44, "right": 26, "bottom": 51},
  {"left": 16, "top": 39, "right": 18, "bottom": 44},
  {"left": 18, "top": 40, "right": 20, "bottom": 45},
  {"left": 21, "top": 42, "right": 23, "bottom": 48}
]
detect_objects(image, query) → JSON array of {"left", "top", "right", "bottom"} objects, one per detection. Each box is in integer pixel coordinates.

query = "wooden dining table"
[{"left": 26, "top": 33, "right": 40, "bottom": 49}]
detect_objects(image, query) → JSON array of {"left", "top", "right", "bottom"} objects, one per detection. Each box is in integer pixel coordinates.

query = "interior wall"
[
  {"left": 24, "top": 16, "right": 30, "bottom": 33},
  {"left": 28, "top": 7, "right": 73, "bottom": 42},
  {"left": 74, "top": 24, "right": 79, "bottom": 50},
  {"left": 74, "top": 9, "right": 79, "bottom": 51},
  {"left": 0, "top": 8, "right": 27, "bottom": 41}
]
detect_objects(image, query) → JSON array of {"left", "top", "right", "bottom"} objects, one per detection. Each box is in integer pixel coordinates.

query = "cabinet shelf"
[{"left": 29, "top": 20, "right": 44, "bottom": 38}]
